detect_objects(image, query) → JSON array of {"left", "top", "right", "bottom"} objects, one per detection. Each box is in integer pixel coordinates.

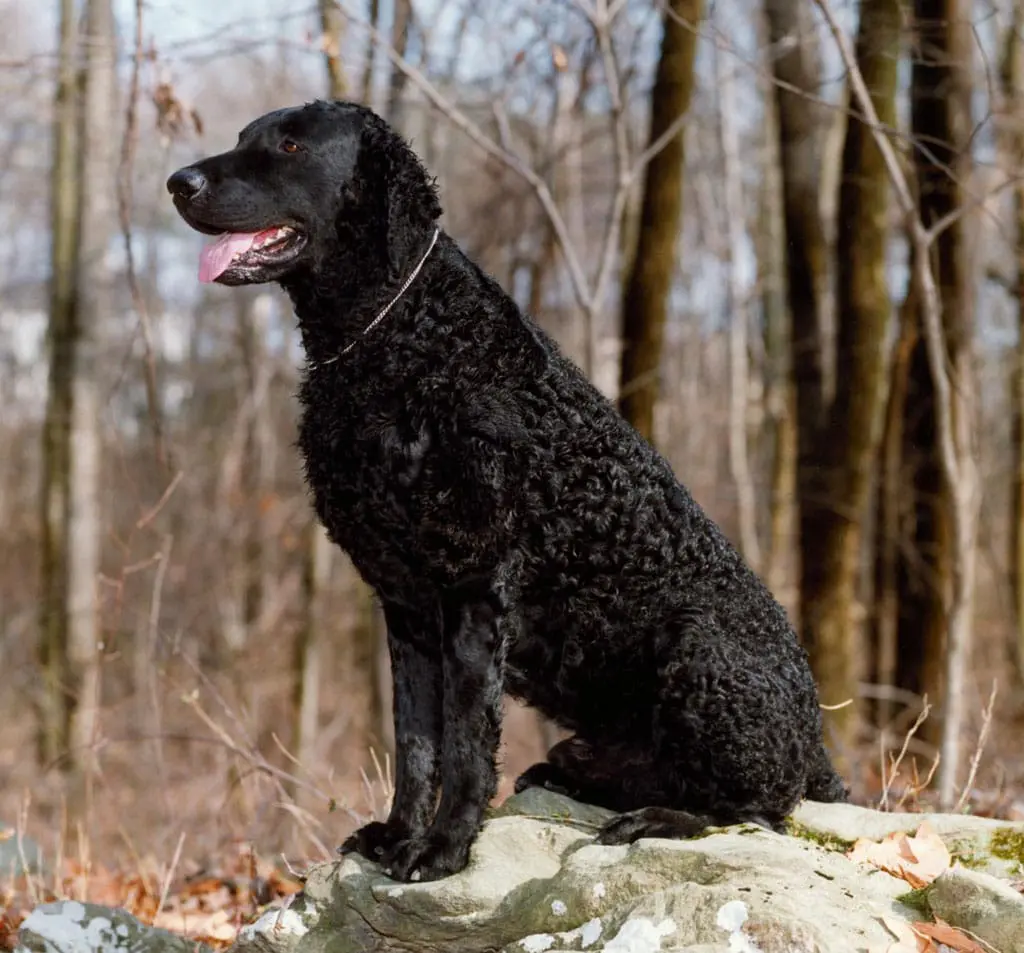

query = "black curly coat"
[{"left": 167, "top": 100, "right": 847, "bottom": 883}]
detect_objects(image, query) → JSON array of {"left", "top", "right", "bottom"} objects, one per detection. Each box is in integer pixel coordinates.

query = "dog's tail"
[{"left": 804, "top": 746, "right": 849, "bottom": 803}]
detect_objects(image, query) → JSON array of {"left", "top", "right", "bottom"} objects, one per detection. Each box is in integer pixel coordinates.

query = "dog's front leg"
[
  {"left": 384, "top": 582, "right": 506, "bottom": 882},
  {"left": 340, "top": 603, "right": 442, "bottom": 862}
]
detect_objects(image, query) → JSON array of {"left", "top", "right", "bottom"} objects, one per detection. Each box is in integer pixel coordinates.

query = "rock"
[
  {"left": 18, "top": 794, "right": 1024, "bottom": 953},
  {"left": 924, "top": 866, "right": 1024, "bottom": 952},
  {"left": 233, "top": 790, "right": 980, "bottom": 953},
  {"left": 0, "top": 824, "right": 43, "bottom": 877},
  {"left": 792, "top": 799, "right": 1024, "bottom": 880},
  {"left": 15, "top": 901, "right": 214, "bottom": 953}
]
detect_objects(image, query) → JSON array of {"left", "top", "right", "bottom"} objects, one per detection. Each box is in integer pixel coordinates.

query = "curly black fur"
[{"left": 167, "top": 100, "right": 847, "bottom": 883}]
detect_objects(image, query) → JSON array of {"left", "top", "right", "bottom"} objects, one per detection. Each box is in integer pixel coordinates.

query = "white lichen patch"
[
  {"left": 580, "top": 917, "right": 603, "bottom": 948},
  {"left": 603, "top": 917, "right": 676, "bottom": 953},
  {"left": 551, "top": 899, "right": 568, "bottom": 916},
  {"left": 716, "top": 900, "right": 749, "bottom": 933},
  {"left": 521, "top": 933, "right": 556, "bottom": 952},
  {"left": 716, "top": 900, "right": 762, "bottom": 953},
  {"left": 592, "top": 882, "right": 606, "bottom": 900},
  {"left": 238, "top": 905, "right": 310, "bottom": 941},
  {"left": 17, "top": 903, "right": 119, "bottom": 953}
]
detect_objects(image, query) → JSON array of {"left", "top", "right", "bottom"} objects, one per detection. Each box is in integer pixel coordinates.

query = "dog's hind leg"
[{"left": 594, "top": 633, "right": 811, "bottom": 844}]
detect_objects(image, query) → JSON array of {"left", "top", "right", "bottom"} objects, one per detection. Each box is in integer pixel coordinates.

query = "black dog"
[{"left": 167, "top": 100, "right": 846, "bottom": 883}]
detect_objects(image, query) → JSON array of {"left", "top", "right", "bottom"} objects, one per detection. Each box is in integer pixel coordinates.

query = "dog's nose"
[{"left": 166, "top": 167, "right": 207, "bottom": 200}]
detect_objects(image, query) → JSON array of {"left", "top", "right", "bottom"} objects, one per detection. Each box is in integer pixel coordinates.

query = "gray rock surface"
[
  {"left": 14, "top": 901, "right": 214, "bottom": 953},
  {"left": 924, "top": 866, "right": 1024, "bottom": 952},
  {"left": 16, "top": 792, "right": 1024, "bottom": 953},
  {"left": 791, "top": 799, "right": 1024, "bottom": 880},
  {"left": 229, "top": 791, "right": 1024, "bottom": 953}
]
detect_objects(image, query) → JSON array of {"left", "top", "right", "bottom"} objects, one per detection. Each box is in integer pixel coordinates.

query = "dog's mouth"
[{"left": 197, "top": 225, "right": 307, "bottom": 284}]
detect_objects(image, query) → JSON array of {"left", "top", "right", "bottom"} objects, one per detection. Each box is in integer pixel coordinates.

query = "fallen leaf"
[
  {"left": 912, "top": 919, "right": 986, "bottom": 953},
  {"left": 153, "top": 907, "right": 236, "bottom": 942},
  {"left": 848, "top": 822, "right": 951, "bottom": 887},
  {"left": 878, "top": 914, "right": 933, "bottom": 953}
]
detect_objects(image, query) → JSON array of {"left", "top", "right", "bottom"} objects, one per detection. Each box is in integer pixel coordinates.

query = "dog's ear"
[{"left": 356, "top": 114, "right": 441, "bottom": 273}]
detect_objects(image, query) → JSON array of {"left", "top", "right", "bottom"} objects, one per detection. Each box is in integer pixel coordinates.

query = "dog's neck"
[{"left": 281, "top": 221, "right": 440, "bottom": 366}]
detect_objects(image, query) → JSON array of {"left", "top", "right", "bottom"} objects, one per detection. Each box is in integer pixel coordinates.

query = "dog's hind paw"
[
  {"left": 513, "top": 762, "right": 577, "bottom": 797},
  {"left": 596, "top": 807, "right": 713, "bottom": 845}
]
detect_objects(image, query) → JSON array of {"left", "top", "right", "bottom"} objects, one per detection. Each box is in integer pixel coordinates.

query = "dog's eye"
[{"left": 280, "top": 140, "right": 301, "bottom": 154}]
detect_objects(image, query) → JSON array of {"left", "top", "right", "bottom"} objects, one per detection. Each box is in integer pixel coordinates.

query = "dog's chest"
[{"left": 296, "top": 384, "right": 501, "bottom": 597}]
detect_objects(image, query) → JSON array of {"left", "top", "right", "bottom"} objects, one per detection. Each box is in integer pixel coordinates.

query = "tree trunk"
[
  {"left": 37, "top": 0, "right": 80, "bottom": 769},
  {"left": 758, "top": 55, "right": 796, "bottom": 608},
  {"left": 870, "top": 291, "right": 917, "bottom": 732},
  {"left": 319, "top": 0, "right": 347, "bottom": 100},
  {"left": 763, "top": 0, "right": 842, "bottom": 734},
  {"left": 1005, "top": 0, "right": 1024, "bottom": 684},
  {"left": 618, "top": 0, "right": 703, "bottom": 443},
  {"left": 66, "top": 0, "right": 117, "bottom": 810},
  {"left": 386, "top": 0, "right": 413, "bottom": 119},
  {"left": 715, "top": 26, "right": 761, "bottom": 571},
  {"left": 798, "top": 0, "right": 901, "bottom": 758},
  {"left": 293, "top": 521, "right": 333, "bottom": 784},
  {"left": 359, "top": 0, "right": 380, "bottom": 104},
  {"left": 898, "top": 0, "right": 975, "bottom": 751}
]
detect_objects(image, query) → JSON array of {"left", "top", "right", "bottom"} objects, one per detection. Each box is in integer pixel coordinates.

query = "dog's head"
[{"left": 167, "top": 100, "right": 441, "bottom": 287}]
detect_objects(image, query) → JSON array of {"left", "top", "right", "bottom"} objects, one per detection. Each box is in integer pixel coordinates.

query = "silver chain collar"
[{"left": 312, "top": 226, "right": 441, "bottom": 367}]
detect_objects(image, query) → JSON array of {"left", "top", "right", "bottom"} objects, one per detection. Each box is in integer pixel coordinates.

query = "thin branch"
[
  {"left": 336, "top": 1, "right": 594, "bottom": 311},
  {"left": 953, "top": 679, "right": 998, "bottom": 812}
]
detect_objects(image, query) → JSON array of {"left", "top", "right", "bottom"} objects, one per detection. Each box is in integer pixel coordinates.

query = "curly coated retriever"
[{"left": 167, "top": 100, "right": 847, "bottom": 883}]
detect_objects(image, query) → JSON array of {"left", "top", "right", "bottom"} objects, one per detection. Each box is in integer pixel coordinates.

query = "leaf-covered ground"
[{"left": 1, "top": 837, "right": 303, "bottom": 951}]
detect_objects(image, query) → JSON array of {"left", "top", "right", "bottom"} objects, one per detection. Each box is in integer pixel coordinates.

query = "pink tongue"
[{"left": 199, "top": 232, "right": 259, "bottom": 283}]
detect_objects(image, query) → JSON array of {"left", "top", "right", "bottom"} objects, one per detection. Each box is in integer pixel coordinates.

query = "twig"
[
  {"left": 16, "top": 794, "right": 38, "bottom": 906},
  {"left": 156, "top": 830, "right": 185, "bottom": 916},
  {"left": 135, "top": 471, "right": 184, "bottom": 530},
  {"left": 879, "top": 697, "right": 931, "bottom": 811},
  {"left": 820, "top": 698, "right": 854, "bottom": 711},
  {"left": 954, "top": 679, "right": 998, "bottom": 813}
]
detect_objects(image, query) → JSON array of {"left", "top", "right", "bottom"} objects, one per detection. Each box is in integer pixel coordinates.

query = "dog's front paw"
[
  {"left": 382, "top": 831, "right": 472, "bottom": 882},
  {"left": 338, "top": 819, "right": 409, "bottom": 861}
]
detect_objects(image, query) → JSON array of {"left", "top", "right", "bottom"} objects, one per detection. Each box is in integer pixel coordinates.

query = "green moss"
[
  {"left": 895, "top": 887, "right": 932, "bottom": 918},
  {"left": 990, "top": 827, "right": 1024, "bottom": 872},
  {"left": 949, "top": 846, "right": 986, "bottom": 870},
  {"left": 785, "top": 820, "right": 855, "bottom": 853}
]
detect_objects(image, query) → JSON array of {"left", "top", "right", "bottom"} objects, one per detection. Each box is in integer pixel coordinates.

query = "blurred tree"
[
  {"left": 66, "top": 0, "right": 116, "bottom": 804},
  {"left": 387, "top": 0, "right": 413, "bottom": 118},
  {"left": 618, "top": 0, "right": 703, "bottom": 442},
  {"left": 756, "top": 48, "right": 796, "bottom": 607},
  {"left": 897, "top": 0, "right": 975, "bottom": 743},
  {"left": 800, "top": 0, "right": 900, "bottom": 759},
  {"left": 1005, "top": 0, "right": 1024, "bottom": 684},
  {"left": 37, "top": 0, "right": 81, "bottom": 769},
  {"left": 762, "top": 0, "right": 840, "bottom": 723},
  {"left": 37, "top": 0, "right": 115, "bottom": 804},
  {"left": 320, "top": 0, "right": 347, "bottom": 101}
]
